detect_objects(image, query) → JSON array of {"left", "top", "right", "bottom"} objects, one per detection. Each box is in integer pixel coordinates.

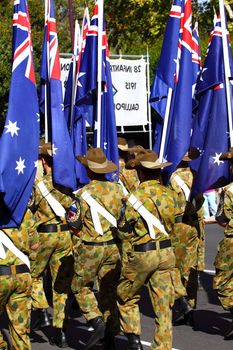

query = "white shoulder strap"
[
  {"left": 118, "top": 179, "right": 129, "bottom": 196},
  {"left": 127, "top": 194, "right": 169, "bottom": 239},
  {"left": 81, "top": 191, "right": 117, "bottom": 236},
  {"left": 0, "top": 230, "right": 30, "bottom": 268},
  {"left": 37, "top": 181, "right": 66, "bottom": 219},
  {"left": 173, "top": 174, "right": 191, "bottom": 202}
]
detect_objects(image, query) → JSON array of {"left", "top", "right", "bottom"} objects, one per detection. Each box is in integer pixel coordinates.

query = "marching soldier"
[
  {"left": 0, "top": 202, "right": 39, "bottom": 350},
  {"left": 169, "top": 147, "right": 204, "bottom": 324},
  {"left": 117, "top": 151, "right": 180, "bottom": 350},
  {"left": 214, "top": 147, "right": 233, "bottom": 340},
  {"left": 118, "top": 137, "right": 140, "bottom": 193},
  {"left": 31, "top": 143, "right": 73, "bottom": 348},
  {"left": 67, "top": 147, "right": 124, "bottom": 350}
]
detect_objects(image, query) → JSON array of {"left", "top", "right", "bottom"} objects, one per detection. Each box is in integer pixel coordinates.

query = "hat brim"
[
  {"left": 219, "top": 152, "right": 233, "bottom": 160},
  {"left": 76, "top": 155, "right": 117, "bottom": 174},
  {"left": 118, "top": 145, "right": 129, "bottom": 151},
  {"left": 125, "top": 158, "right": 172, "bottom": 170}
]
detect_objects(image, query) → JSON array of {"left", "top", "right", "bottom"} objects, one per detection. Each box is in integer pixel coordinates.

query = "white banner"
[
  {"left": 60, "top": 57, "right": 71, "bottom": 99},
  {"left": 110, "top": 58, "right": 148, "bottom": 126}
]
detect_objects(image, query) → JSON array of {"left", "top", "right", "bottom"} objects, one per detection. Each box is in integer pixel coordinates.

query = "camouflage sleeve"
[{"left": 223, "top": 191, "right": 233, "bottom": 228}]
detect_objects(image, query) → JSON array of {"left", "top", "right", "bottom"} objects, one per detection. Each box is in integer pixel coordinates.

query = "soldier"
[
  {"left": 0, "top": 202, "right": 39, "bottom": 350},
  {"left": 67, "top": 148, "right": 124, "bottom": 350},
  {"left": 117, "top": 151, "right": 180, "bottom": 350},
  {"left": 169, "top": 147, "right": 204, "bottom": 324},
  {"left": 31, "top": 143, "right": 73, "bottom": 348},
  {"left": 214, "top": 147, "right": 233, "bottom": 340},
  {"left": 118, "top": 137, "right": 140, "bottom": 193}
]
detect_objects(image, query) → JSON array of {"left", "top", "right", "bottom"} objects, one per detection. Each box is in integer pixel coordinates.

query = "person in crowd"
[
  {"left": 118, "top": 137, "right": 140, "bottom": 193},
  {"left": 0, "top": 199, "right": 39, "bottom": 350},
  {"left": 31, "top": 143, "right": 73, "bottom": 348},
  {"left": 169, "top": 147, "right": 205, "bottom": 325},
  {"left": 213, "top": 147, "right": 233, "bottom": 340},
  {"left": 116, "top": 150, "right": 180, "bottom": 350},
  {"left": 203, "top": 189, "right": 218, "bottom": 221},
  {"left": 67, "top": 147, "right": 124, "bottom": 350}
]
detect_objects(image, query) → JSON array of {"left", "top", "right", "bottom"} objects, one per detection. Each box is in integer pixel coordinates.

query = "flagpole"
[
  {"left": 70, "top": 19, "right": 79, "bottom": 130},
  {"left": 159, "top": 88, "right": 173, "bottom": 161},
  {"left": 44, "top": 0, "right": 49, "bottom": 142},
  {"left": 219, "top": 0, "right": 233, "bottom": 147},
  {"left": 96, "top": 0, "right": 103, "bottom": 148}
]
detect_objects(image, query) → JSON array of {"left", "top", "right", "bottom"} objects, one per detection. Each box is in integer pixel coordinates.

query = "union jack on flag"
[{"left": 0, "top": 0, "right": 40, "bottom": 227}]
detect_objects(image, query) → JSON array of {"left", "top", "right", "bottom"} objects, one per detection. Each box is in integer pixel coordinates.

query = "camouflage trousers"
[
  {"left": 71, "top": 241, "right": 121, "bottom": 335},
  {"left": 171, "top": 223, "right": 201, "bottom": 307},
  {"left": 31, "top": 230, "right": 72, "bottom": 328},
  {"left": 0, "top": 271, "right": 31, "bottom": 350},
  {"left": 213, "top": 237, "right": 233, "bottom": 310},
  {"left": 117, "top": 245, "right": 175, "bottom": 350}
]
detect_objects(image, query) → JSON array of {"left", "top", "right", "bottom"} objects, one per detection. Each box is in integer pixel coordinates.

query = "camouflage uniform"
[
  {"left": 119, "top": 160, "right": 140, "bottom": 193},
  {"left": 214, "top": 184, "right": 233, "bottom": 310},
  {"left": 71, "top": 180, "right": 124, "bottom": 334},
  {"left": 117, "top": 180, "right": 180, "bottom": 350},
  {"left": 170, "top": 167, "right": 204, "bottom": 307},
  {"left": 0, "top": 208, "right": 38, "bottom": 350},
  {"left": 31, "top": 173, "right": 73, "bottom": 329}
]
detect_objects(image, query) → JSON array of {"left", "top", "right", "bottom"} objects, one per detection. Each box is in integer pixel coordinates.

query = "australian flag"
[
  {"left": 191, "top": 16, "right": 233, "bottom": 194},
  {"left": 150, "top": 0, "right": 182, "bottom": 153},
  {"left": 0, "top": 0, "right": 40, "bottom": 227},
  {"left": 40, "top": 0, "right": 76, "bottom": 190},
  {"left": 76, "top": 1, "right": 119, "bottom": 180}
]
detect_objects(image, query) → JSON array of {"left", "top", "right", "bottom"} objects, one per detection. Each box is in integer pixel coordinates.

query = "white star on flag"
[
  {"left": 77, "top": 72, "right": 86, "bottom": 87},
  {"left": 36, "top": 113, "right": 40, "bottom": 122},
  {"left": 213, "top": 153, "right": 224, "bottom": 166},
  {"left": 5, "top": 120, "right": 20, "bottom": 137},
  {"left": 15, "top": 157, "right": 26, "bottom": 175},
  {"left": 34, "top": 160, "right": 38, "bottom": 168},
  {"left": 104, "top": 142, "right": 108, "bottom": 150},
  {"left": 61, "top": 103, "right": 64, "bottom": 111},
  {"left": 200, "top": 67, "right": 207, "bottom": 81},
  {"left": 52, "top": 144, "right": 58, "bottom": 155}
]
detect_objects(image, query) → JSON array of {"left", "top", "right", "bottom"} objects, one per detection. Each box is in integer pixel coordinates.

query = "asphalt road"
[{"left": 1, "top": 223, "right": 233, "bottom": 350}]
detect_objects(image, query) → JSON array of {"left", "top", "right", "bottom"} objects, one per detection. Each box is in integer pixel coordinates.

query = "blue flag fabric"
[
  {"left": 150, "top": 0, "right": 182, "bottom": 153},
  {"left": 76, "top": 1, "right": 119, "bottom": 179},
  {"left": 40, "top": 0, "right": 76, "bottom": 190},
  {"left": 191, "top": 17, "right": 232, "bottom": 194},
  {"left": 161, "top": 0, "right": 193, "bottom": 177},
  {"left": 0, "top": 0, "right": 40, "bottom": 227}
]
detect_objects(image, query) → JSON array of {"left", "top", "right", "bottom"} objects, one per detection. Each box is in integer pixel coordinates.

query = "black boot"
[
  {"left": 103, "top": 325, "right": 116, "bottom": 350},
  {"left": 173, "top": 297, "right": 194, "bottom": 326},
  {"left": 126, "top": 333, "right": 143, "bottom": 350},
  {"left": 84, "top": 317, "right": 106, "bottom": 350},
  {"left": 50, "top": 328, "right": 68, "bottom": 348},
  {"left": 224, "top": 308, "right": 233, "bottom": 340},
  {"left": 31, "top": 308, "right": 51, "bottom": 330}
]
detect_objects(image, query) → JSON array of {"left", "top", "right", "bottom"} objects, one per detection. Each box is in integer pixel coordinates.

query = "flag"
[
  {"left": 190, "top": 16, "right": 232, "bottom": 194},
  {"left": 192, "top": 21, "right": 202, "bottom": 98},
  {"left": 0, "top": 0, "right": 40, "bottom": 227},
  {"left": 161, "top": 0, "right": 194, "bottom": 177},
  {"left": 150, "top": 0, "right": 182, "bottom": 153},
  {"left": 70, "top": 6, "right": 90, "bottom": 186},
  {"left": 76, "top": 1, "right": 119, "bottom": 180},
  {"left": 40, "top": 0, "right": 76, "bottom": 190}
]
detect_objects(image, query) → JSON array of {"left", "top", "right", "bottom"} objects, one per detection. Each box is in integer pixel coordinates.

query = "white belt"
[
  {"left": 37, "top": 181, "right": 66, "bottom": 219},
  {"left": 173, "top": 175, "right": 191, "bottom": 202},
  {"left": 127, "top": 194, "right": 169, "bottom": 239},
  {"left": 81, "top": 191, "right": 117, "bottom": 236},
  {"left": 118, "top": 179, "right": 129, "bottom": 196},
  {"left": 0, "top": 230, "right": 30, "bottom": 268}
]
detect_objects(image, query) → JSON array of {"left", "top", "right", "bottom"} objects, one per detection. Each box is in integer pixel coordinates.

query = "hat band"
[
  {"left": 119, "top": 144, "right": 128, "bottom": 150},
  {"left": 87, "top": 159, "right": 109, "bottom": 169},
  {"left": 140, "top": 159, "right": 162, "bottom": 168}
]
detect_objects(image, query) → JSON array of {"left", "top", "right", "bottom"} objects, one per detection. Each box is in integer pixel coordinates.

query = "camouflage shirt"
[
  {"left": 122, "top": 180, "right": 182, "bottom": 245},
  {"left": 0, "top": 208, "right": 38, "bottom": 266},
  {"left": 221, "top": 182, "right": 233, "bottom": 236},
  {"left": 170, "top": 167, "right": 204, "bottom": 220},
  {"left": 77, "top": 180, "right": 124, "bottom": 242},
  {"left": 34, "top": 172, "right": 73, "bottom": 226},
  {"left": 119, "top": 161, "right": 139, "bottom": 193}
]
